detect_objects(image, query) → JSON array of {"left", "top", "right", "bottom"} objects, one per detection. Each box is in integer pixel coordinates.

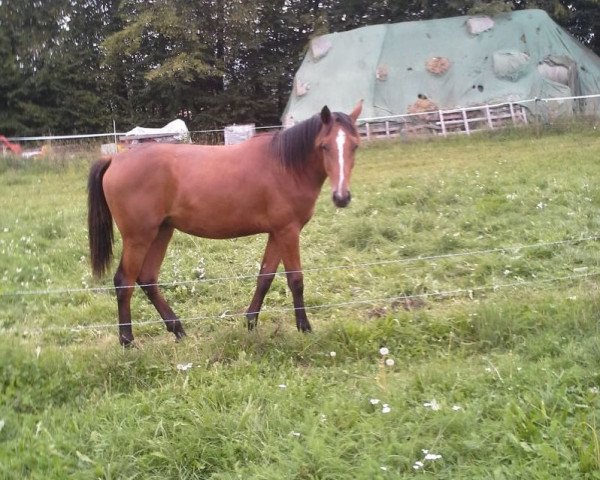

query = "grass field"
[{"left": 1, "top": 126, "right": 600, "bottom": 479}]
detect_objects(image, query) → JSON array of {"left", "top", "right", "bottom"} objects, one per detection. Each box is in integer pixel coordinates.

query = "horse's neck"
[{"left": 294, "top": 152, "right": 328, "bottom": 193}]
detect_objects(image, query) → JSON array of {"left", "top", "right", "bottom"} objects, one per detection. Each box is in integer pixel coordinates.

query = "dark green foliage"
[{"left": 0, "top": 0, "right": 599, "bottom": 135}]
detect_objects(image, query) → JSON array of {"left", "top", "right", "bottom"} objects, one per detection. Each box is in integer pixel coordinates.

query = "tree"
[
  {"left": 0, "top": 0, "right": 120, "bottom": 135},
  {"left": 0, "top": 23, "right": 26, "bottom": 134},
  {"left": 102, "top": 0, "right": 226, "bottom": 130}
]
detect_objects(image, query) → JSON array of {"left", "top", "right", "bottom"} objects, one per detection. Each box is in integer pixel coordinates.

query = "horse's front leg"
[
  {"left": 274, "top": 227, "right": 311, "bottom": 333},
  {"left": 246, "top": 234, "right": 280, "bottom": 330}
]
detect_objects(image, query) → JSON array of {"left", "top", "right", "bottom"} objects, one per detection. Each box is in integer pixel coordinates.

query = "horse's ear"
[
  {"left": 321, "top": 106, "right": 332, "bottom": 125},
  {"left": 349, "top": 99, "right": 363, "bottom": 123}
]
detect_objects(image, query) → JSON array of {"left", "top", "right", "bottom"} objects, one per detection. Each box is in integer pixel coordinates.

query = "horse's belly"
[
  {"left": 176, "top": 221, "right": 265, "bottom": 239},
  {"left": 169, "top": 202, "right": 269, "bottom": 239}
]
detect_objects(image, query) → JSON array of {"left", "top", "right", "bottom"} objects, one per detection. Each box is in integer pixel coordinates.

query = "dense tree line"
[{"left": 0, "top": 0, "right": 598, "bottom": 136}]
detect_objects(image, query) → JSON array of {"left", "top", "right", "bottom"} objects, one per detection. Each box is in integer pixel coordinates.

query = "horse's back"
[{"left": 105, "top": 141, "right": 263, "bottom": 191}]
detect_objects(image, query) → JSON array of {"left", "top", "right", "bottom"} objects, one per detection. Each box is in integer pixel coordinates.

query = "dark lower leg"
[
  {"left": 246, "top": 272, "right": 277, "bottom": 330},
  {"left": 114, "top": 269, "right": 135, "bottom": 346},
  {"left": 286, "top": 271, "right": 311, "bottom": 333},
  {"left": 139, "top": 282, "right": 186, "bottom": 340}
]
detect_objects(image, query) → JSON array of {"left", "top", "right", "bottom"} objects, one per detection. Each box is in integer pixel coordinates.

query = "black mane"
[{"left": 270, "top": 111, "right": 357, "bottom": 170}]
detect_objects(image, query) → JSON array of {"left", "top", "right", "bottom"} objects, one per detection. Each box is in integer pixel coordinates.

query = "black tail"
[{"left": 87, "top": 158, "right": 114, "bottom": 278}]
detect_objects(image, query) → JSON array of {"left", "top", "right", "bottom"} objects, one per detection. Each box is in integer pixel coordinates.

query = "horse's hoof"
[
  {"left": 247, "top": 314, "right": 258, "bottom": 331},
  {"left": 174, "top": 329, "right": 187, "bottom": 342},
  {"left": 297, "top": 321, "right": 312, "bottom": 333},
  {"left": 120, "top": 336, "right": 135, "bottom": 347}
]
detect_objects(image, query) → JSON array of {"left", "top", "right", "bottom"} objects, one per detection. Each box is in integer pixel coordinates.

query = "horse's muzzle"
[{"left": 332, "top": 190, "right": 352, "bottom": 208}]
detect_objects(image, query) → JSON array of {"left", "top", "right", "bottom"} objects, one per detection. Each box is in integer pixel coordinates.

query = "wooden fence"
[{"left": 358, "top": 102, "right": 529, "bottom": 140}]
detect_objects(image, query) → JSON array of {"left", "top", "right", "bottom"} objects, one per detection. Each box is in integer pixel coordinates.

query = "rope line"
[
  {"left": 10, "top": 270, "right": 599, "bottom": 335},
  {"left": 2, "top": 235, "right": 598, "bottom": 298}
]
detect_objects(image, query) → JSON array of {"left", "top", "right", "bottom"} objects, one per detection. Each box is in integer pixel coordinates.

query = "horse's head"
[{"left": 317, "top": 100, "right": 362, "bottom": 208}]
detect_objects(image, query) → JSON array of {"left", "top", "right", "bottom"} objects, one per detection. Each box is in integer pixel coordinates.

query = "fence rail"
[
  {"left": 359, "top": 102, "right": 530, "bottom": 139},
  {"left": 357, "top": 93, "right": 600, "bottom": 140}
]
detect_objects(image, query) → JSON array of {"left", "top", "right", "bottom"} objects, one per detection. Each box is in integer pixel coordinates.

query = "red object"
[{"left": 0, "top": 135, "right": 22, "bottom": 154}]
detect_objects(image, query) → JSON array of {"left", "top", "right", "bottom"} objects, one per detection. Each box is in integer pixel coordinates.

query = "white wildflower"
[
  {"left": 381, "top": 404, "right": 391, "bottom": 414},
  {"left": 385, "top": 358, "right": 395, "bottom": 367},
  {"left": 379, "top": 347, "right": 389, "bottom": 356},
  {"left": 278, "top": 384, "right": 287, "bottom": 389},
  {"left": 290, "top": 431, "right": 301, "bottom": 437},
  {"left": 176, "top": 363, "right": 193, "bottom": 371},
  {"left": 452, "top": 405, "right": 463, "bottom": 411},
  {"left": 413, "top": 461, "right": 424, "bottom": 470},
  {"left": 589, "top": 386, "right": 599, "bottom": 394},
  {"left": 370, "top": 398, "right": 381, "bottom": 405},
  {"left": 329, "top": 351, "right": 336, "bottom": 358},
  {"left": 424, "top": 453, "right": 442, "bottom": 461},
  {"left": 423, "top": 399, "right": 441, "bottom": 411}
]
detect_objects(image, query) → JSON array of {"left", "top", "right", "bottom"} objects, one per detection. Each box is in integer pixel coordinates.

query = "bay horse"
[{"left": 87, "top": 101, "right": 362, "bottom": 345}]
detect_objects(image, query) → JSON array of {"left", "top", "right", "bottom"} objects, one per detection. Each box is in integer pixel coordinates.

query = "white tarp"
[{"left": 124, "top": 119, "right": 190, "bottom": 142}]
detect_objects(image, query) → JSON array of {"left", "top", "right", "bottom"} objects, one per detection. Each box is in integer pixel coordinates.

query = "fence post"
[
  {"left": 439, "top": 110, "right": 446, "bottom": 136},
  {"left": 385, "top": 121, "right": 390, "bottom": 138},
  {"left": 461, "top": 109, "right": 470, "bottom": 134},
  {"left": 509, "top": 102, "right": 516, "bottom": 125},
  {"left": 485, "top": 106, "right": 494, "bottom": 129}
]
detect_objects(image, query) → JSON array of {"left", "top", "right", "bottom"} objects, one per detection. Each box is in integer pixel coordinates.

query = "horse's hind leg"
[
  {"left": 114, "top": 236, "right": 154, "bottom": 346},
  {"left": 246, "top": 234, "right": 280, "bottom": 330},
  {"left": 137, "top": 224, "right": 186, "bottom": 341}
]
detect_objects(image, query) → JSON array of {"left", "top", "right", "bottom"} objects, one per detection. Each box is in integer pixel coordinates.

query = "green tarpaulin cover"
[{"left": 283, "top": 9, "right": 600, "bottom": 123}]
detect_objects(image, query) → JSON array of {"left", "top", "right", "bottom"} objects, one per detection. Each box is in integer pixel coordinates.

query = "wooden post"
[
  {"left": 485, "top": 106, "right": 494, "bottom": 129},
  {"left": 385, "top": 121, "right": 390, "bottom": 138},
  {"left": 461, "top": 109, "right": 470, "bottom": 134},
  {"left": 509, "top": 102, "right": 516, "bottom": 125},
  {"left": 365, "top": 122, "right": 371, "bottom": 140},
  {"left": 439, "top": 110, "right": 447, "bottom": 136}
]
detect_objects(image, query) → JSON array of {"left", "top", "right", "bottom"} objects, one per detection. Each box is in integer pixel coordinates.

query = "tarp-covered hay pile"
[{"left": 283, "top": 10, "right": 600, "bottom": 128}]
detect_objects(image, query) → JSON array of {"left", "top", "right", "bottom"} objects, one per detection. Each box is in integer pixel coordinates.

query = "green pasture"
[{"left": 1, "top": 126, "right": 600, "bottom": 478}]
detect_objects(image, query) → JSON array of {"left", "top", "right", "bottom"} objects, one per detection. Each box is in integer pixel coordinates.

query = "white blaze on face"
[{"left": 335, "top": 129, "right": 346, "bottom": 192}]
